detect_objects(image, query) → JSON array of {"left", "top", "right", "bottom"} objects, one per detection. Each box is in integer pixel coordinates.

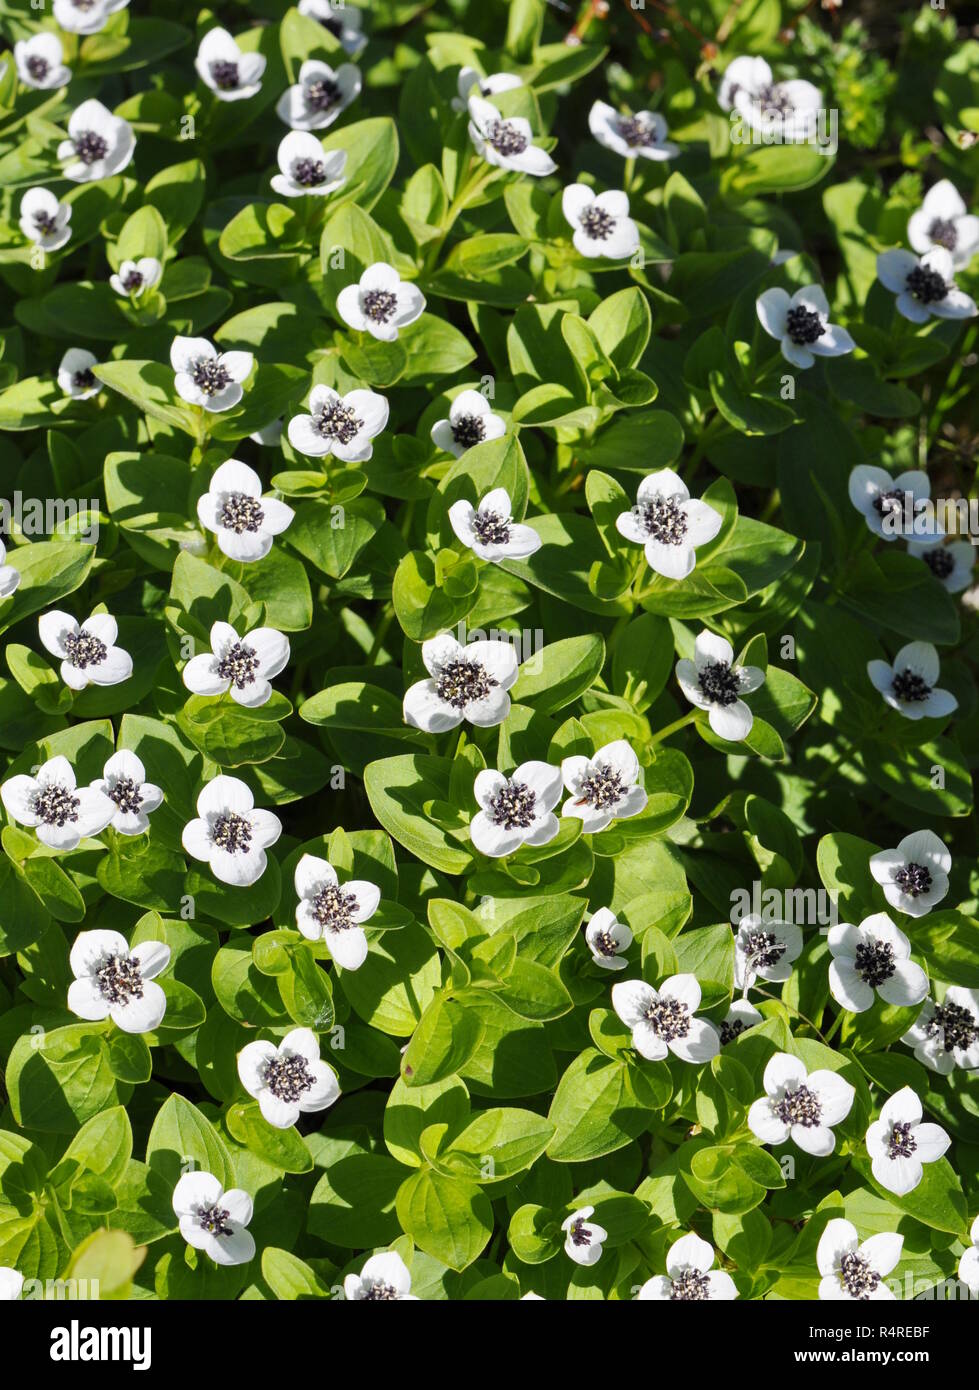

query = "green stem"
[{"left": 649, "top": 710, "right": 697, "bottom": 745}]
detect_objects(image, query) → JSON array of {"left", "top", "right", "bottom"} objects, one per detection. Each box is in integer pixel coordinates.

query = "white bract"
[
  {"left": 560, "top": 739, "right": 647, "bottom": 833},
  {"left": 38, "top": 609, "right": 132, "bottom": 690},
  {"left": 637, "top": 1233, "right": 737, "bottom": 1300},
  {"left": 432, "top": 389, "right": 506, "bottom": 458},
  {"left": 902, "top": 988, "right": 979, "bottom": 1074},
  {"left": 827, "top": 913, "right": 929, "bottom": 1013},
  {"left": 90, "top": 751, "right": 163, "bottom": 836},
  {"left": 172, "top": 1172, "right": 255, "bottom": 1267},
  {"left": 865, "top": 1087, "right": 950, "bottom": 1195},
  {"left": 448, "top": 486, "right": 540, "bottom": 564},
  {"left": 109, "top": 257, "right": 162, "bottom": 298},
  {"left": 15, "top": 33, "right": 71, "bottom": 90},
  {"left": 182, "top": 620, "right": 290, "bottom": 709},
  {"left": 343, "top": 1251, "right": 417, "bottom": 1300},
  {"left": 58, "top": 347, "right": 100, "bottom": 399},
  {"left": 612, "top": 974, "right": 720, "bottom": 1063},
  {"left": 294, "top": 853, "right": 380, "bottom": 969},
  {"left": 868, "top": 830, "right": 950, "bottom": 917},
  {"left": 182, "top": 775, "right": 282, "bottom": 887},
  {"left": 1, "top": 755, "right": 114, "bottom": 850},
  {"left": 0, "top": 1268, "right": 24, "bottom": 1300},
  {"left": 675, "top": 630, "right": 765, "bottom": 741},
  {"left": 847, "top": 465, "right": 936, "bottom": 542},
  {"left": 171, "top": 335, "right": 253, "bottom": 412},
  {"left": 336, "top": 262, "right": 425, "bottom": 341},
  {"left": 20, "top": 187, "right": 72, "bottom": 252},
  {"left": 562, "top": 1207, "right": 607, "bottom": 1266},
  {"left": 195, "top": 28, "right": 265, "bottom": 102},
  {"left": 721, "top": 999, "right": 763, "bottom": 1046},
  {"left": 908, "top": 538, "right": 975, "bottom": 593},
  {"left": 288, "top": 384, "right": 388, "bottom": 461},
  {"left": 54, "top": 0, "right": 128, "bottom": 35},
  {"left": 908, "top": 180, "right": 979, "bottom": 269},
  {"left": 756, "top": 285, "right": 854, "bottom": 369},
  {"left": 467, "top": 95, "right": 556, "bottom": 175},
  {"left": 403, "top": 632, "right": 518, "bottom": 732},
  {"left": 588, "top": 100, "right": 678, "bottom": 160},
  {"left": 747, "top": 1052, "right": 855, "bottom": 1156},
  {"left": 237, "top": 1027, "right": 340, "bottom": 1128},
  {"left": 197, "top": 459, "right": 295, "bottom": 563},
  {"left": 877, "top": 247, "right": 977, "bottom": 323},
  {"left": 816, "top": 1219, "right": 902, "bottom": 1302},
  {"left": 734, "top": 915, "right": 803, "bottom": 990},
  {"left": 469, "top": 760, "right": 562, "bottom": 858},
  {"left": 452, "top": 66, "right": 522, "bottom": 111},
  {"left": 615, "top": 468, "right": 722, "bottom": 580},
  {"left": 0, "top": 540, "right": 21, "bottom": 599},
  {"left": 959, "top": 1215, "right": 979, "bottom": 1293},
  {"left": 298, "top": 0, "right": 368, "bottom": 57},
  {"left": 562, "top": 184, "right": 639, "bottom": 260},
  {"left": 271, "top": 133, "right": 347, "bottom": 198},
  {"left": 67, "top": 929, "right": 170, "bottom": 1033},
  {"left": 276, "top": 58, "right": 361, "bottom": 131},
  {"left": 58, "top": 99, "right": 134, "bottom": 182},
  {"left": 584, "top": 907, "right": 632, "bottom": 971},
  {"left": 718, "top": 55, "right": 823, "bottom": 142},
  {"left": 867, "top": 641, "right": 958, "bottom": 722}
]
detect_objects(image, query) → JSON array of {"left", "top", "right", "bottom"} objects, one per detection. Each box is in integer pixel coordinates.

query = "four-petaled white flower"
[
  {"left": 959, "top": 1215, "right": 979, "bottom": 1293},
  {"left": 908, "top": 180, "right": 979, "bottom": 270},
  {"left": 67, "top": 928, "right": 170, "bottom": 1033},
  {"left": 612, "top": 974, "right": 720, "bottom": 1063},
  {"left": 467, "top": 96, "right": 556, "bottom": 175},
  {"left": 869, "top": 830, "right": 950, "bottom": 918},
  {"left": 734, "top": 915, "right": 803, "bottom": 990},
  {"left": 756, "top": 285, "right": 854, "bottom": 370},
  {"left": 298, "top": 0, "right": 368, "bottom": 57},
  {"left": 867, "top": 641, "right": 958, "bottom": 722},
  {"left": 1, "top": 755, "right": 114, "bottom": 850},
  {"left": 562, "top": 1207, "right": 607, "bottom": 1266},
  {"left": 237, "top": 1027, "right": 340, "bottom": 1128},
  {"left": 91, "top": 751, "right": 163, "bottom": 836},
  {"left": 588, "top": 100, "right": 678, "bottom": 160},
  {"left": 58, "top": 347, "right": 100, "bottom": 399},
  {"left": 15, "top": 33, "right": 71, "bottom": 90},
  {"left": 54, "top": 0, "right": 129, "bottom": 35},
  {"left": 58, "top": 99, "right": 135, "bottom": 182},
  {"left": 908, "top": 538, "right": 975, "bottom": 593},
  {"left": 432, "top": 389, "right": 506, "bottom": 458},
  {"left": 294, "top": 853, "right": 380, "bottom": 969},
  {"left": 721, "top": 998, "right": 763, "bottom": 1046},
  {"left": 272, "top": 133, "right": 347, "bottom": 199},
  {"left": 747, "top": 1051, "right": 855, "bottom": 1156},
  {"left": 470, "top": 760, "right": 562, "bottom": 858},
  {"left": 452, "top": 66, "right": 522, "bottom": 112},
  {"left": 276, "top": 58, "right": 361, "bottom": 131},
  {"left": 718, "top": 55, "right": 823, "bottom": 143},
  {"left": 171, "top": 335, "right": 253, "bottom": 413},
  {"left": 336, "top": 262, "right": 425, "bottom": 341},
  {"left": 195, "top": 28, "right": 265, "bottom": 102},
  {"left": 109, "top": 257, "right": 162, "bottom": 299},
  {"left": 637, "top": 1233, "right": 737, "bottom": 1300},
  {"left": 847, "top": 465, "right": 935, "bottom": 542},
  {"left": 39, "top": 609, "right": 132, "bottom": 690},
  {"left": 403, "top": 632, "right": 518, "bottom": 732},
  {"left": 288, "top": 383, "right": 388, "bottom": 460},
  {"left": 827, "top": 913, "right": 929, "bottom": 1014},
  {"left": 20, "top": 187, "right": 72, "bottom": 252},
  {"left": 0, "top": 1268, "right": 24, "bottom": 1301},
  {"left": 562, "top": 185, "right": 639, "bottom": 260},
  {"left": 877, "top": 247, "right": 977, "bottom": 323},
  {"left": 675, "top": 631, "right": 765, "bottom": 742},
  {"left": 0, "top": 540, "right": 21, "bottom": 599},
  {"left": 817, "top": 1218, "right": 902, "bottom": 1302},
  {"left": 865, "top": 1086, "right": 950, "bottom": 1195},
  {"left": 183, "top": 620, "right": 290, "bottom": 709},
  {"left": 197, "top": 459, "right": 295, "bottom": 563},
  {"left": 584, "top": 907, "right": 632, "bottom": 971},
  {"left": 182, "top": 775, "right": 282, "bottom": 887},
  {"left": 615, "top": 469, "right": 722, "bottom": 580},
  {"left": 902, "top": 988, "right": 979, "bottom": 1074},
  {"left": 560, "top": 739, "right": 648, "bottom": 833},
  {"left": 172, "top": 1171, "right": 255, "bottom": 1267},
  {"left": 343, "top": 1251, "right": 417, "bottom": 1300},
  {"left": 448, "top": 487, "right": 540, "bottom": 564}
]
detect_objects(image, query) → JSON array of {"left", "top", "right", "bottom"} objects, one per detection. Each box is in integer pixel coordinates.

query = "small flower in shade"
[
  {"left": 908, "top": 180, "right": 979, "bottom": 270},
  {"left": 756, "top": 285, "right": 854, "bottom": 370},
  {"left": 560, "top": 739, "right": 647, "bottom": 833},
  {"left": 276, "top": 58, "right": 361, "bottom": 131},
  {"left": 675, "top": 631, "right": 765, "bottom": 742},
  {"left": 271, "top": 132, "right": 346, "bottom": 199},
  {"left": 588, "top": 100, "right": 678, "bottom": 160},
  {"left": 866, "top": 1087, "right": 950, "bottom": 1195},
  {"left": 54, "top": 0, "right": 129, "bottom": 35},
  {"left": 817, "top": 1219, "right": 902, "bottom": 1302},
  {"left": 336, "top": 262, "right": 425, "bottom": 341},
  {"left": 237, "top": 1027, "right": 340, "bottom": 1128},
  {"left": 958, "top": 1216, "right": 979, "bottom": 1293},
  {"left": 869, "top": 830, "right": 950, "bottom": 918},
  {"left": 172, "top": 1172, "right": 255, "bottom": 1267},
  {"left": 877, "top": 247, "right": 977, "bottom": 323},
  {"left": 448, "top": 487, "right": 540, "bottom": 564},
  {"left": 109, "top": 257, "right": 161, "bottom": 298},
  {"left": 182, "top": 620, "right": 290, "bottom": 709},
  {"left": 58, "top": 347, "right": 99, "bottom": 399},
  {"left": 827, "top": 913, "right": 929, "bottom": 1014},
  {"left": 195, "top": 28, "right": 265, "bottom": 102},
  {"left": 584, "top": 907, "right": 632, "bottom": 971},
  {"left": 344, "top": 1251, "right": 417, "bottom": 1301},
  {"left": 562, "top": 1207, "right": 607, "bottom": 1266},
  {"left": 734, "top": 915, "right": 803, "bottom": 990},
  {"left": 747, "top": 1052, "right": 855, "bottom": 1157},
  {"left": 720, "top": 999, "right": 763, "bottom": 1046},
  {"left": 182, "top": 775, "right": 282, "bottom": 887},
  {"left": 847, "top": 465, "right": 935, "bottom": 542},
  {"left": 452, "top": 66, "right": 523, "bottom": 112},
  {"left": 170, "top": 335, "right": 253, "bottom": 413},
  {"left": 197, "top": 459, "right": 295, "bottom": 563},
  {"left": 294, "top": 853, "right": 379, "bottom": 969},
  {"left": 637, "top": 1233, "right": 737, "bottom": 1300},
  {"left": 19, "top": 187, "right": 72, "bottom": 252},
  {"left": 0, "top": 540, "right": 21, "bottom": 599},
  {"left": 470, "top": 761, "right": 562, "bottom": 858},
  {"left": 58, "top": 99, "right": 135, "bottom": 182},
  {"left": 288, "top": 384, "right": 388, "bottom": 461},
  {"left": 432, "top": 389, "right": 506, "bottom": 459},
  {"left": 612, "top": 974, "right": 720, "bottom": 1063},
  {"left": 1, "top": 755, "right": 114, "bottom": 851},
  {"left": 403, "top": 632, "right": 518, "bottom": 732},
  {"left": 718, "top": 55, "right": 823, "bottom": 143},
  {"left": 251, "top": 418, "right": 283, "bottom": 447},
  {"left": 91, "top": 751, "right": 163, "bottom": 836},
  {"left": 902, "top": 988, "right": 979, "bottom": 1074},
  {"left": 615, "top": 469, "right": 722, "bottom": 580},
  {"left": 67, "top": 929, "right": 170, "bottom": 1033},
  {"left": 0, "top": 1268, "right": 24, "bottom": 1300},
  {"left": 14, "top": 33, "right": 71, "bottom": 90},
  {"left": 562, "top": 185, "right": 639, "bottom": 260},
  {"left": 908, "top": 538, "right": 975, "bottom": 593},
  {"left": 867, "top": 642, "right": 958, "bottom": 722},
  {"left": 298, "top": 0, "right": 368, "bottom": 57},
  {"left": 38, "top": 609, "right": 132, "bottom": 690},
  {"left": 467, "top": 96, "right": 556, "bottom": 175}
]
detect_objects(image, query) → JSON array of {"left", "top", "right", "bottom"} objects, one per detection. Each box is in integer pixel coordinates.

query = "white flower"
[
  {"left": 720, "top": 999, "right": 763, "bottom": 1045},
  {"left": 170, "top": 335, "right": 253, "bottom": 412},
  {"left": 196, "top": 460, "right": 295, "bottom": 563},
  {"left": 287, "top": 383, "right": 387, "bottom": 460},
  {"left": 276, "top": 58, "right": 361, "bottom": 131},
  {"left": 756, "top": 285, "right": 854, "bottom": 370},
  {"left": 867, "top": 641, "right": 958, "bottom": 722},
  {"left": 54, "top": 0, "right": 128, "bottom": 35},
  {"left": 747, "top": 1052, "right": 855, "bottom": 1156},
  {"left": 908, "top": 538, "right": 975, "bottom": 593},
  {"left": 520, "top": 1291, "right": 544, "bottom": 1299},
  {"left": 561, "top": 184, "right": 639, "bottom": 260},
  {"left": 448, "top": 486, "right": 540, "bottom": 564},
  {"left": 452, "top": 66, "right": 522, "bottom": 112},
  {"left": 467, "top": 95, "right": 556, "bottom": 175},
  {"left": 615, "top": 469, "right": 722, "bottom": 581},
  {"left": 14, "top": 33, "right": 71, "bottom": 90},
  {"left": 0, "top": 1268, "right": 24, "bottom": 1301},
  {"left": 959, "top": 1215, "right": 979, "bottom": 1293},
  {"left": 336, "top": 262, "right": 425, "bottom": 341},
  {"left": 470, "top": 761, "right": 562, "bottom": 858},
  {"left": 584, "top": 907, "right": 632, "bottom": 971},
  {"left": 1, "top": 755, "right": 114, "bottom": 850},
  {"left": 637, "top": 1232, "right": 737, "bottom": 1300},
  {"left": 718, "top": 55, "right": 823, "bottom": 142},
  {"left": 294, "top": 853, "right": 379, "bottom": 969},
  {"left": 271, "top": 132, "right": 346, "bottom": 200},
  {"left": 38, "top": 609, "right": 132, "bottom": 690},
  {"left": 58, "top": 99, "right": 135, "bottom": 182},
  {"left": 675, "top": 631, "right": 765, "bottom": 742},
  {"left": 588, "top": 100, "right": 678, "bottom": 160},
  {"left": 237, "top": 1027, "right": 340, "bottom": 1128},
  {"left": 908, "top": 180, "right": 979, "bottom": 270},
  {"left": 0, "top": 540, "right": 21, "bottom": 599},
  {"left": 869, "top": 830, "right": 950, "bottom": 918},
  {"left": 560, "top": 739, "right": 647, "bottom": 833},
  {"left": 902, "top": 988, "right": 979, "bottom": 1074},
  {"left": 877, "top": 247, "right": 977, "bottom": 323},
  {"left": 181, "top": 775, "right": 282, "bottom": 888},
  {"left": 432, "top": 389, "right": 506, "bottom": 458},
  {"left": 20, "top": 187, "right": 72, "bottom": 252},
  {"left": 866, "top": 1087, "right": 950, "bottom": 1195},
  {"left": 827, "top": 913, "right": 929, "bottom": 1014},
  {"left": 109, "top": 257, "right": 162, "bottom": 298},
  {"left": 561, "top": 1206, "right": 607, "bottom": 1266},
  {"left": 298, "top": 0, "right": 368, "bottom": 57},
  {"left": 58, "top": 347, "right": 99, "bottom": 399},
  {"left": 251, "top": 418, "right": 283, "bottom": 447},
  {"left": 343, "top": 1251, "right": 417, "bottom": 1300},
  {"left": 612, "top": 974, "right": 720, "bottom": 1063},
  {"left": 817, "top": 1219, "right": 902, "bottom": 1301},
  {"left": 734, "top": 915, "right": 804, "bottom": 990},
  {"left": 195, "top": 28, "right": 265, "bottom": 102},
  {"left": 403, "top": 632, "right": 518, "bottom": 732},
  {"left": 847, "top": 465, "right": 935, "bottom": 542},
  {"left": 182, "top": 620, "right": 290, "bottom": 709},
  {"left": 172, "top": 1172, "right": 255, "bottom": 1267},
  {"left": 67, "top": 929, "right": 170, "bottom": 1033},
  {"left": 90, "top": 751, "right": 163, "bottom": 837}
]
